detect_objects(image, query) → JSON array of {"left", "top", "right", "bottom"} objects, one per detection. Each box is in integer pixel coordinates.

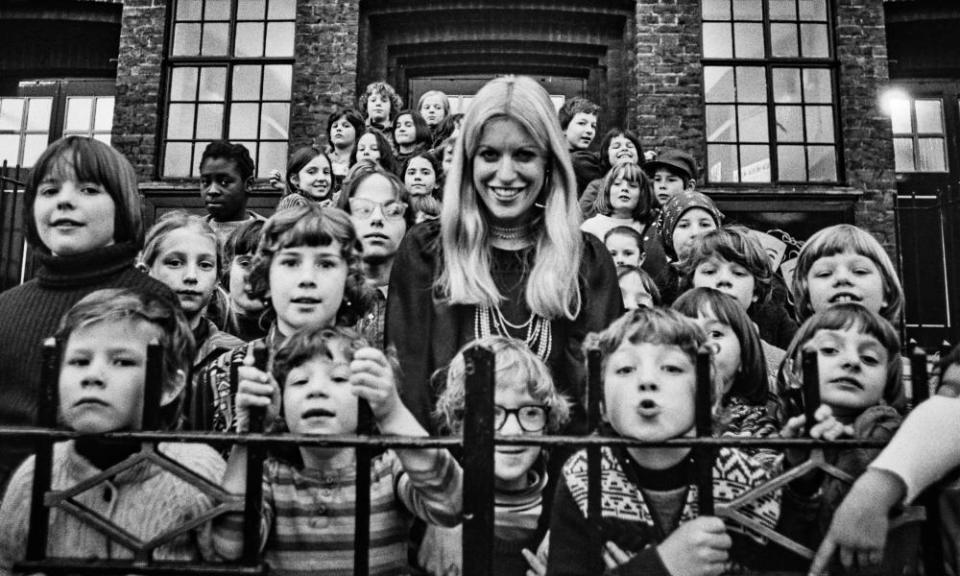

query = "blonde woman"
[{"left": 386, "top": 76, "right": 622, "bottom": 432}]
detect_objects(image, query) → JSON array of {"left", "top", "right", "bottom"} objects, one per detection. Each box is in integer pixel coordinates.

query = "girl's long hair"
[{"left": 438, "top": 75, "right": 583, "bottom": 320}]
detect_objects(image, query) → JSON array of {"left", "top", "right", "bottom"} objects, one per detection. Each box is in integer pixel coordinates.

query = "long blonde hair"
[{"left": 438, "top": 76, "right": 583, "bottom": 320}]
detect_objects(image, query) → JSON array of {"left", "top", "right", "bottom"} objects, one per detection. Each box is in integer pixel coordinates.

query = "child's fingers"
[
  {"left": 604, "top": 541, "right": 634, "bottom": 564},
  {"left": 601, "top": 548, "right": 617, "bottom": 570},
  {"left": 781, "top": 415, "right": 806, "bottom": 437},
  {"left": 694, "top": 516, "right": 728, "bottom": 534},
  {"left": 350, "top": 358, "right": 389, "bottom": 378},
  {"left": 814, "top": 403, "right": 834, "bottom": 421},
  {"left": 236, "top": 391, "right": 273, "bottom": 408},
  {"left": 237, "top": 364, "right": 269, "bottom": 385},
  {"left": 237, "top": 379, "right": 275, "bottom": 399},
  {"left": 521, "top": 548, "right": 547, "bottom": 575}
]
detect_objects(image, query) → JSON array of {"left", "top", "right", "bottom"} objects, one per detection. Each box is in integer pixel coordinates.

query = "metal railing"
[
  {"left": 0, "top": 162, "right": 30, "bottom": 291},
  {"left": 0, "top": 341, "right": 944, "bottom": 576}
]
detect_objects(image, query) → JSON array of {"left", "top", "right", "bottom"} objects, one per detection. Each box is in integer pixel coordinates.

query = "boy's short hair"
[
  {"left": 326, "top": 108, "right": 364, "bottom": 144},
  {"left": 434, "top": 336, "right": 571, "bottom": 435},
  {"left": 222, "top": 218, "right": 265, "bottom": 283},
  {"left": 201, "top": 140, "right": 255, "bottom": 182},
  {"left": 586, "top": 307, "right": 722, "bottom": 414},
  {"left": 644, "top": 148, "right": 697, "bottom": 182},
  {"left": 604, "top": 226, "right": 645, "bottom": 254},
  {"left": 558, "top": 96, "right": 599, "bottom": 130},
  {"left": 617, "top": 265, "right": 661, "bottom": 306},
  {"left": 679, "top": 225, "right": 773, "bottom": 305},
  {"left": 56, "top": 288, "right": 195, "bottom": 429}
]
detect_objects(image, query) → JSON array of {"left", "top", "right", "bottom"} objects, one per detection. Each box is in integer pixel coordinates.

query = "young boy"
[
  {"left": 199, "top": 140, "right": 266, "bottom": 249},
  {"left": 213, "top": 326, "right": 462, "bottom": 575},
  {"left": 643, "top": 148, "right": 697, "bottom": 207},
  {"left": 558, "top": 96, "right": 601, "bottom": 196},
  {"left": 547, "top": 308, "right": 780, "bottom": 576}
]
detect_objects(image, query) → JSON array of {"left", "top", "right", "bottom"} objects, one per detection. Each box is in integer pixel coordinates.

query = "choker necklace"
[{"left": 490, "top": 223, "right": 533, "bottom": 242}]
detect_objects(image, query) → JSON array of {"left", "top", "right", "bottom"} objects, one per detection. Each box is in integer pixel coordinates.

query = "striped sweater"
[{"left": 213, "top": 449, "right": 462, "bottom": 575}]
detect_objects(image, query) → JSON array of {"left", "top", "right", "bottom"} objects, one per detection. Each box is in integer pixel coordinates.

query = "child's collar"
[{"left": 616, "top": 446, "right": 694, "bottom": 491}]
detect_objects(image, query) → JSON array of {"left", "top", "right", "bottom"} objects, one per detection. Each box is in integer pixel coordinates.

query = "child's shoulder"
[
  {"left": 852, "top": 404, "right": 902, "bottom": 440},
  {"left": 158, "top": 442, "right": 227, "bottom": 482}
]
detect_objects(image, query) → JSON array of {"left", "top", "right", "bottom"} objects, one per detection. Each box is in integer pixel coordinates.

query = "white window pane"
[
  {"left": 703, "top": 23, "right": 733, "bottom": 58},
  {"left": 233, "top": 65, "right": 263, "bottom": 101},
  {"left": 176, "top": 0, "right": 202, "bottom": 20},
  {"left": 733, "top": 0, "right": 762, "bottom": 20},
  {"left": 740, "top": 145, "right": 770, "bottom": 182},
  {"left": 773, "top": 68, "right": 801, "bottom": 103},
  {"left": 706, "top": 105, "right": 737, "bottom": 142},
  {"left": 26, "top": 99, "right": 52, "bottom": 132},
  {"left": 776, "top": 106, "right": 804, "bottom": 142},
  {"left": 173, "top": 23, "right": 201, "bottom": 56},
  {"left": 262, "top": 65, "right": 292, "bottom": 100},
  {"left": 0, "top": 135, "right": 19, "bottom": 165},
  {"left": 66, "top": 98, "right": 94, "bottom": 132},
  {"left": 235, "top": 23, "right": 265, "bottom": 57},
  {"left": 802, "top": 69, "right": 833, "bottom": 103},
  {"left": 170, "top": 68, "right": 199, "bottom": 101},
  {"left": 771, "top": 23, "right": 799, "bottom": 57},
  {"left": 800, "top": 23, "right": 829, "bottom": 58},
  {"left": 702, "top": 0, "right": 731, "bottom": 20},
  {"left": 808, "top": 146, "right": 837, "bottom": 181},
  {"left": 167, "top": 103, "right": 196, "bottom": 139},
  {"left": 917, "top": 138, "right": 947, "bottom": 172},
  {"left": 915, "top": 100, "right": 944, "bottom": 134},
  {"left": 893, "top": 138, "right": 915, "bottom": 172},
  {"left": 778, "top": 145, "right": 806, "bottom": 180},
  {"left": 0, "top": 99, "right": 24, "bottom": 131},
  {"left": 199, "top": 67, "right": 227, "bottom": 101},
  {"left": 268, "top": 0, "right": 296, "bottom": 20},
  {"left": 230, "top": 103, "right": 260, "bottom": 139},
  {"left": 202, "top": 23, "right": 230, "bottom": 55},
  {"left": 165, "top": 142, "right": 193, "bottom": 177},
  {"left": 196, "top": 104, "right": 224, "bottom": 139},
  {"left": 769, "top": 0, "right": 797, "bottom": 20},
  {"left": 93, "top": 133, "right": 111, "bottom": 146},
  {"left": 708, "top": 144, "right": 739, "bottom": 182},
  {"left": 704, "top": 66, "right": 735, "bottom": 102},
  {"left": 94, "top": 98, "right": 115, "bottom": 132},
  {"left": 22, "top": 135, "right": 49, "bottom": 168},
  {"left": 260, "top": 103, "right": 289, "bottom": 140},
  {"left": 265, "top": 22, "right": 295, "bottom": 57},
  {"left": 888, "top": 98, "right": 911, "bottom": 134},
  {"left": 193, "top": 141, "right": 213, "bottom": 176},
  {"left": 736, "top": 67, "right": 766, "bottom": 103},
  {"left": 258, "top": 142, "right": 287, "bottom": 178},
  {"left": 733, "top": 23, "right": 764, "bottom": 58},
  {"left": 739, "top": 105, "right": 768, "bottom": 142},
  {"left": 205, "top": 0, "right": 231, "bottom": 20},
  {"left": 799, "top": 0, "right": 827, "bottom": 21},
  {"left": 238, "top": 0, "right": 266, "bottom": 19},
  {"left": 805, "top": 106, "right": 834, "bottom": 143}
]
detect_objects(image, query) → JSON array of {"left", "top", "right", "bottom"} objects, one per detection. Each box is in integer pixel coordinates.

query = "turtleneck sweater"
[{"left": 0, "top": 242, "right": 175, "bottom": 489}]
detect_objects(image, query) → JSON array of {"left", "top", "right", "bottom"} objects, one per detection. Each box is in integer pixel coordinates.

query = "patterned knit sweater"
[
  {"left": 0, "top": 243, "right": 175, "bottom": 487},
  {"left": 0, "top": 441, "right": 226, "bottom": 574}
]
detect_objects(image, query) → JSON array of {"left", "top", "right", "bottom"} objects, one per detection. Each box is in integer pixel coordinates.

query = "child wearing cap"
[
  {"left": 644, "top": 148, "right": 697, "bottom": 207},
  {"left": 655, "top": 191, "right": 724, "bottom": 305}
]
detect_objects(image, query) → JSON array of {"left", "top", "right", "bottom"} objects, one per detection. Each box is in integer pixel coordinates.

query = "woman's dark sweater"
[{"left": 0, "top": 242, "right": 175, "bottom": 490}]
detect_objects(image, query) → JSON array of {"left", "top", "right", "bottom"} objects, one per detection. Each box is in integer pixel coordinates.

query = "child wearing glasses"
[
  {"left": 420, "top": 336, "right": 570, "bottom": 576},
  {"left": 338, "top": 160, "right": 414, "bottom": 349}
]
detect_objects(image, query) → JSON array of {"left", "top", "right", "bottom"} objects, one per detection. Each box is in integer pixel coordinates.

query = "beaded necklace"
[{"left": 474, "top": 304, "right": 552, "bottom": 360}]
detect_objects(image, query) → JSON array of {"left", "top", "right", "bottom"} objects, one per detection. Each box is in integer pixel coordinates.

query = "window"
[
  {"left": 702, "top": 0, "right": 839, "bottom": 183},
  {"left": 0, "top": 97, "right": 53, "bottom": 168},
  {"left": 63, "top": 96, "right": 114, "bottom": 144},
  {"left": 888, "top": 97, "right": 948, "bottom": 173},
  {"left": 163, "top": 0, "right": 295, "bottom": 178}
]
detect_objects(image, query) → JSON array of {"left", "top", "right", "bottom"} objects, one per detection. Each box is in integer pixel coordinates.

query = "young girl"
[
  {"left": 418, "top": 336, "right": 570, "bottom": 576},
  {"left": 791, "top": 224, "right": 904, "bottom": 326},
  {"left": 430, "top": 113, "right": 463, "bottom": 150},
  {"left": 196, "top": 204, "right": 370, "bottom": 431},
  {"left": 655, "top": 190, "right": 724, "bottom": 305},
  {"left": 778, "top": 303, "right": 904, "bottom": 551},
  {"left": 673, "top": 287, "right": 781, "bottom": 468},
  {"left": 604, "top": 225, "right": 645, "bottom": 271},
  {"left": 350, "top": 128, "right": 397, "bottom": 175},
  {"left": 326, "top": 108, "right": 364, "bottom": 192},
  {"left": 618, "top": 265, "right": 660, "bottom": 310},
  {"left": 359, "top": 81, "right": 403, "bottom": 132},
  {"left": 221, "top": 219, "right": 268, "bottom": 342},
  {"left": 579, "top": 128, "right": 643, "bottom": 218},
  {"left": 0, "top": 136, "right": 173, "bottom": 490},
  {"left": 418, "top": 90, "right": 450, "bottom": 130},
  {"left": 393, "top": 109, "right": 432, "bottom": 167},
  {"left": 401, "top": 151, "right": 443, "bottom": 223},
  {"left": 276, "top": 146, "right": 336, "bottom": 211},
  {"left": 547, "top": 307, "right": 780, "bottom": 575},
  {"left": 212, "top": 325, "right": 462, "bottom": 575},
  {"left": 0, "top": 288, "right": 225, "bottom": 568},
  {"left": 581, "top": 161, "right": 656, "bottom": 243},
  {"left": 139, "top": 211, "right": 244, "bottom": 429}
]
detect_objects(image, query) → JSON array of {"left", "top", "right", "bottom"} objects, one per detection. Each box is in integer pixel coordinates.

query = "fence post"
[
  {"left": 909, "top": 343, "right": 930, "bottom": 406},
  {"left": 462, "top": 345, "right": 495, "bottom": 576},
  {"left": 585, "top": 348, "right": 603, "bottom": 526},
  {"left": 241, "top": 343, "right": 268, "bottom": 565},
  {"left": 694, "top": 347, "right": 715, "bottom": 516},
  {"left": 26, "top": 338, "right": 59, "bottom": 560},
  {"left": 354, "top": 394, "right": 374, "bottom": 576},
  {"left": 801, "top": 350, "right": 820, "bottom": 435}
]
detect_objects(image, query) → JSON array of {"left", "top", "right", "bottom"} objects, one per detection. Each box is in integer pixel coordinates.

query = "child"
[
  {"left": 655, "top": 190, "right": 723, "bottom": 305},
  {"left": 617, "top": 265, "right": 660, "bottom": 310},
  {"left": 0, "top": 136, "right": 174, "bottom": 491},
  {"left": 196, "top": 204, "right": 370, "bottom": 432},
  {"left": 579, "top": 128, "right": 644, "bottom": 218},
  {"left": 791, "top": 224, "right": 904, "bottom": 326},
  {"left": 604, "top": 226, "right": 645, "bottom": 271},
  {"left": 643, "top": 148, "right": 697, "bottom": 207},
  {"left": 558, "top": 96, "right": 601, "bottom": 196},
  {"left": 212, "top": 325, "right": 462, "bottom": 575},
  {"left": 221, "top": 219, "right": 268, "bottom": 342},
  {"left": 418, "top": 90, "right": 450, "bottom": 130},
  {"left": 0, "top": 288, "right": 225, "bottom": 568},
  {"left": 359, "top": 81, "right": 403, "bottom": 132},
  {"left": 350, "top": 128, "right": 397, "bottom": 175},
  {"left": 421, "top": 336, "right": 571, "bottom": 576},
  {"left": 777, "top": 303, "right": 904, "bottom": 552},
  {"left": 547, "top": 307, "right": 780, "bottom": 575},
  {"left": 402, "top": 151, "right": 444, "bottom": 223},
  {"left": 438, "top": 136, "right": 457, "bottom": 177},
  {"left": 431, "top": 113, "right": 463, "bottom": 151},
  {"left": 673, "top": 287, "right": 781, "bottom": 468},
  {"left": 327, "top": 108, "right": 364, "bottom": 192},
  {"left": 581, "top": 161, "right": 656, "bottom": 243},
  {"left": 393, "top": 109, "right": 432, "bottom": 166},
  {"left": 140, "top": 211, "right": 244, "bottom": 429},
  {"left": 199, "top": 140, "right": 266, "bottom": 249},
  {"left": 681, "top": 225, "right": 797, "bottom": 350},
  {"left": 276, "top": 146, "right": 336, "bottom": 211}
]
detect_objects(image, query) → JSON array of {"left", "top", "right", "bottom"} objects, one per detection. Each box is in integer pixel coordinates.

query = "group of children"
[{"left": 0, "top": 76, "right": 947, "bottom": 576}]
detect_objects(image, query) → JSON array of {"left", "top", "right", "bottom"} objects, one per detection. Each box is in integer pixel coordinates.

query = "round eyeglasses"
[
  {"left": 348, "top": 198, "right": 407, "bottom": 220},
  {"left": 494, "top": 404, "right": 549, "bottom": 433}
]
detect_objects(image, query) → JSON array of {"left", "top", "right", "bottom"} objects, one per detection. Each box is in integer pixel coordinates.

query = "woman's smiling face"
[{"left": 472, "top": 116, "right": 547, "bottom": 226}]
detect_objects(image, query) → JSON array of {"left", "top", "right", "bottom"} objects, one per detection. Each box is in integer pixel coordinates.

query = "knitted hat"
[
  {"left": 644, "top": 148, "right": 697, "bottom": 181},
  {"left": 659, "top": 190, "right": 724, "bottom": 260}
]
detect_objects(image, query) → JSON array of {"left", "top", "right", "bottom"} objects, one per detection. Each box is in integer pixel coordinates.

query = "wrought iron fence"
[
  {"left": 0, "top": 162, "right": 31, "bottom": 291},
  {"left": 0, "top": 341, "right": 945, "bottom": 576}
]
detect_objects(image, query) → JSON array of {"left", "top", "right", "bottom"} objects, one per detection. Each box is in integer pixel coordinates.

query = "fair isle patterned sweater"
[{"left": 547, "top": 446, "right": 781, "bottom": 576}]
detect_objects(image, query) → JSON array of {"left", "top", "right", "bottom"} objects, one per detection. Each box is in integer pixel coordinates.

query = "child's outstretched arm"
[{"left": 350, "top": 347, "right": 462, "bottom": 526}]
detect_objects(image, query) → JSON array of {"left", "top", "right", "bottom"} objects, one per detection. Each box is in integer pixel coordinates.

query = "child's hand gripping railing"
[{"left": 17, "top": 338, "right": 266, "bottom": 575}]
